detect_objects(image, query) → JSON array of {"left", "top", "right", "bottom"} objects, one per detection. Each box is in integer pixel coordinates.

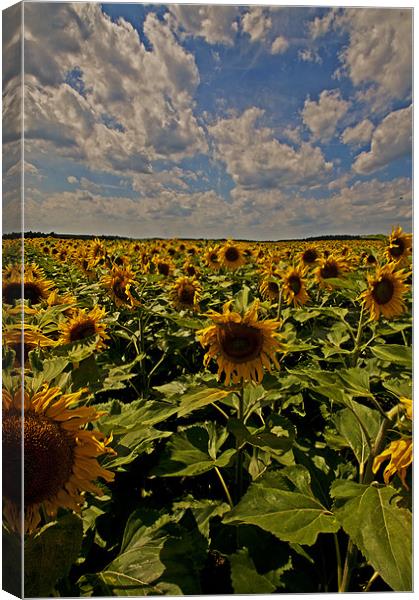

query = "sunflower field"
[{"left": 2, "top": 228, "right": 412, "bottom": 595}]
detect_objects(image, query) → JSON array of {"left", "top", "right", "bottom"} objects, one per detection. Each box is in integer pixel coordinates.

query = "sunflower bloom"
[
  {"left": 101, "top": 265, "right": 138, "bottom": 308},
  {"left": 282, "top": 266, "right": 309, "bottom": 307},
  {"left": 203, "top": 246, "right": 221, "bottom": 270},
  {"left": 372, "top": 438, "right": 412, "bottom": 490},
  {"left": 360, "top": 263, "right": 409, "bottom": 320},
  {"left": 171, "top": 276, "right": 202, "bottom": 311},
  {"left": 386, "top": 226, "right": 412, "bottom": 264},
  {"left": 219, "top": 241, "right": 246, "bottom": 270},
  {"left": 3, "top": 265, "right": 54, "bottom": 306},
  {"left": 59, "top": 305, "right": 109, "bottom": 349},
  {"left": 197, "top": 300, "right": 282, "bottom": 385},
  {"left": 2, "top": 386, "right": 115, "bottom": 533},
  {"left": 316, "top": 255, "right": 350, "bottom": 288}
]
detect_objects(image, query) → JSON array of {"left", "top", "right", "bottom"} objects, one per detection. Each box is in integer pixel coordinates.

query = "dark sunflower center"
[
  {"left": 113, "top": 279, "right": 127, "bottom": 300},
  {"left": 268, "top": 281, "right": 279, "bottom": 295},
  {"left": 158, "top": 263, "right": 170, "bottom": 276},
  {"left": 389, "top": 238, "right": 405, "bottom": 258},
  {"left": 367, "top": 254, "right": 376, "bottom": 264},
  {"left": 320, "top": 262, "right": 338, "bottom": 279},
  {"left": 69, "top": 319, "right": 97, "bottom": 341},
  {"left": 24, "top": 282, "right": 44, "bottom": 304},
  {"left": 178, "top": 284, "right": 195, "bottom": 304},
  {"left": 2, "top": 410, "right": 74, "bottom": 505},
  {"left": 217, "top": 323, "right": 264, "bottom": 364},
  {"left": 3, "top": 282, "right": 21, "bottom": 304},
  {"left": 225, "top": 247, "right": 240, "bottom": 262},
  {"left": 210, "top": 253, "right": 219, "bottom": 263},
  {"left": 186, "top": 265, "right": 196, "bottom": 276},
  {"left": 372, "top": 278, "right": 394, "bottom": 305},
  {"left": 288, "top": 275, "right": 302, "bottom": 294},
  {"left": 302, "top": 249, "right": 317, "bottom": 264}
]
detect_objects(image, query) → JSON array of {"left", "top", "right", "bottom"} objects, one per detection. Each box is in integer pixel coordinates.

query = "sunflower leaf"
[
  {"left": 370, "top": 344, "right": 412, "bottom": 367},
  {"left": 331, "top": 480, "right": 412, "bottom": 591}
]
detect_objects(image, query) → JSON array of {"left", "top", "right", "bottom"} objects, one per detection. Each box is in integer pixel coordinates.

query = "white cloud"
[
  {"left": 298, "top": 48, "right": 322, "bottom": 64},
  {"left": 352, "top": 105, "right": 412, "bottom": 174},
  {"left": 166, "top": 5, "right": 239, "bottom": 46},
  {"left": 302, "top": 89, "right": 350, "bottom": 141},
  {"left": 309, "top": 9, "right": 338, "bottom": 39},
  {"left": 208, "top": 107, "right": 333, "bottom": 191},
  {"left": 67, "top": 176, "right": 78, "bottom": 184},
  {"left": 271, "top": 36, "right": 289, "bottom": 55},
  {"left": 341, "top": 119, "right": 374, "bottom": 147},
  {"left": 22, "top": 3, "right": 207, "bottom": 176},
  {"left": 241, "top": 8, "right": 272, "bottom": 43}
]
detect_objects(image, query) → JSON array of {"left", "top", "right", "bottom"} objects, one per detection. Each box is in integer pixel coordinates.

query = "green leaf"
[
  {"left": 338, "top": 368, "right": 373, "bottom": 397},
  {"left": 152, "top": 423, "right": 235, "bottom": 477},
  {"left": 172, "top": 497, "right": 230, "bottom": 539},
  {"left": 24, "top": 513, "right": 83, "bottom": 597},
  {"left": 333, "top": 401, "right": 381, "bottom": 466},
  {"left": 227, "top": 415, "right": 295, "bottom": 458},
  {"left": 230, "top": 548, "right": 292, "bottom": 593},
  {"left": 223, "top": 466, "right": 339, "bottom": 545},
  {"left": 370, "top": 344, "right": 412, "bottom": 367},
  {"left": 177, "top": 387, "right": 230, "bottom": 418},
  {"left": 331, "top": 480, "right": 412, "bottom": 591}
]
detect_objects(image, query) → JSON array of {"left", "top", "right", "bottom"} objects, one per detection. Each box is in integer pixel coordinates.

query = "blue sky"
[{"left": 3, "top": 3, "right": 412, "bottom": 239}]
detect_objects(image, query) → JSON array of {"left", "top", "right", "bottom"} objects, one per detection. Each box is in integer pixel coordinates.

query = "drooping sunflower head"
[
  {"left": 2, "top": 385, "right": 115, "bottom": 533},
  {"left": 101, "top": 265, "right": 138, "bottom": 308},
  {"left": 360, "top": 263, "right": 409, "bottom": 320},
  {"left": 316, "top": 255, "right": 349, "bottom": 288},
  {"left": 171, "top": 276, "right": 202, "bottom": 311},
  {"left": 282, "top": 266, "right": 309, "bottom": 307},
  {"left": 259, "top": 275, "right": 281, "bottom": 302},
  {"left": 59, "top": 306, "right": 108, "bottom": 349},
  {"left": 197, "top": 300, "right": 282, "bottom": 385},
  {"left": 219, "top": 241, "right": 246, "bottom": 270},
  {"left": 386, "top": 226, "right": 412, "bottom": 264}
]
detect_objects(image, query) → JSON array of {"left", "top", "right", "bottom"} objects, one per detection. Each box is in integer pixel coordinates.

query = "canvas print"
[{"left": 2, "top": 2, "right": 412, "bottom": 596}]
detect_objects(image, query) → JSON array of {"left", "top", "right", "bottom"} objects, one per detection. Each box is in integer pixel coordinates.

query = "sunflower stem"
[
  {"left": 334, "top": 534, "right": 343, "bottom": 591},
  {"left": 363, "top": 571, "right": 380, "bottom": 592},
  {"left": 214, "top": 466, "right": 234, "bottom": 508},
  {"left": 276, "top": 289, "right": 283, "bottom": 322},
  {"left": 234, "top": 380, "right": 245, "bottom": 503},
  {"left": 350, "top": 304, "right": 365, "bottom": 366}
]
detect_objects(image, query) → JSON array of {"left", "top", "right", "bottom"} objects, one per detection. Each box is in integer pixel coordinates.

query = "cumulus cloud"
[
  {"left": 352, "top": 105, "right": 412, "bottom": 174},
  {"left": 302, "top": 89, "right": 350, "bottom": 141},
  {"left": 67, "top": 176, "right": 78, "bottom": 184},
  {"left": 309, "top": 9, "right": 338, "bottom": 39},
  {"left": 208, "top": 107, "right": 333, "bottom": 191},
  {"left": 22, "top": 3, "right": 207, "bottom": 176},
  {"left": 298, "top": 48, "right": 322, "bottom": 64},
  {"left": 166, "top": 5, "right": 239, "bottom": 46},
  {"left": 271, "top": 36, "right": 289, "bottom": 55},
  {"left": 341, "top": 119, "right": 374, "bottom": 147},
  {"left": 241, "top": 7, "right": 272, "bottom": 43}
]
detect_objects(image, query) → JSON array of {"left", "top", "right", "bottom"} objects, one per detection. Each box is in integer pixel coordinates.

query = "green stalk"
[
  {"left": 350, "top": 305, "right": 365, "bottom": 366},
  {"left": 334, "top": 533, "right": 343, "bottom": 591},
  {"left": 234, "top": 380, "right": 245, "bottom": 503},
  {"left": 214, "top": 466, "right": 234, "bottom": 508}
]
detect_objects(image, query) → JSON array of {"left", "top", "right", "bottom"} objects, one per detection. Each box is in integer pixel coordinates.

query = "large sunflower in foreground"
[
  {"left": 282, "top": 266, "right": 309, "bottom": 307},
  {"left": 59, "top": 306, "right": 109, "bottom": 349},
  {"left": 386, "top": 226, "right": 412, "bottom": 264},
  {"left": 219, "top": 241, "right": 246, "bottom": 270},
  {"left": 197, "top": 300, "right": 282, "bottom": 384},
  {"left": 2, "top": 385, "right": 115, "bottom": 533},
  {"left": 360, "top": 263, "right": 409, "bottom": 320},
  {"left": 171, "top": 276, "right": 202, "bottom": 311},
  {"left": 2, "top": 265, "right": 54, "bottom": 306}
]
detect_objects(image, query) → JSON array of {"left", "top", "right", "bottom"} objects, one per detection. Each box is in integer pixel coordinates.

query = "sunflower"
[
  {"left": 300, "top": 246, "right": 319, "bottom": 267},
  {"left": 2, "top": 385, "right": 115, "bottom": 533},
  {"left": 46, "top": 289, "right": 78, "bottom": 315},
  {"left": 87, "top": 238, "right": 107, "bottom": 268},
  {"left": 315, "top": 255, "right": 349, "bottom": 288},
  {"left": 171, "top": 276, "right": 202, "bottom": 311},
  {"left": 183, "top": 261, "right": 200, "bottom": 278},
  {"left": 259, "top": 275, "right": 281, "bottom": 302},
  {"left": 372, "top": 437, "right": 412, "bottom": 490},
  {"left": 359, "top": 263, "right": 409, "bottom": 320},
  {"left": 219, "top": 241, "right": 246, "bottom": 270},
  {"left": 282, "top": 266, "right": 309, "bottom": 307},
  {"left": 59, "top": 306, "right": 108, "bottom": 349},
  {"left": 197, "top": 300, "right": 282, "bottom": 385},
  {"left": 2, "top": 266, "right": 53, "bottom": 306},
  {"left": 204, "top": 246, "right": 221, "bottom": 270},
  {"left": 101, "top": 265, "right": 138, "bottom": 308},
  {"left": 3, "top": 325, "right": 56, "bottom": 366},
  {"left": 152, "top": 256, "right": 174, "bottom": 277},
  {"left": 386, "top": 226, "right": 412, "bottom": 264}
]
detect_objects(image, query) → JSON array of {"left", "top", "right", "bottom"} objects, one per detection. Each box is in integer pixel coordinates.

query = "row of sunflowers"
[{"left": 2, "top": 226, "right": 412, "bottom": 595}]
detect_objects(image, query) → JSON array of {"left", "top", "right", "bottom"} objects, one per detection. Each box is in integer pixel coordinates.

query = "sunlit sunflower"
[
  {"left": 2, "top": 266, "right": 54, "bottom": 306},
  {"left": 282, "top": 266, "right": 309, "bottom": 307},
  {"left": 219, "top": 241, "right": 246, "bottom": 270},
  {"left": 101, "top": 265, "right": 138, "bottom": 308},
  {"left": 359, "top": 263, "right": 409, "bottom": 320},
  {"left": 183, "top": 261, "right": 200, "bottom": 278},
  {"left": 204, "top": 246, "right": 221, "bottom": 270},
  {"left": 171, "top": 277, "right": 202, "bottom": 311},
  {"left": 300, "top": 246, "right": 319, "bottom": 267},
  {"left": 59, "top": 306, "right": 108, "bottom": 349},
  {"left": 2, "top": 385, "right": 115, "bottom": 533},
  {"left": 386, "top": 226, "right": 412, "bottom": 264},
  {"left": 315, "top": 255, "right": 349, "bottom": 288},
  {"left": 372, "top": 437, "right": 412, "bottom": 490},
  {"left": 46, "top": 289, "right": 78, "bottom": 315},
  {"left": 152, "top": 256, "right": 174, "bottom": 277},
  {"left": 87, "top": 238, "right": 107, "bottom": 268},
  {"left": 197, "top": 300, "right": 282, "bottom": 385}
]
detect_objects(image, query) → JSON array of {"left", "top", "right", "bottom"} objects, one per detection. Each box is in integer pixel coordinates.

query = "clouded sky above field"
[{"left": 4, "top": 2, "right": 412, "bottom": 239}]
